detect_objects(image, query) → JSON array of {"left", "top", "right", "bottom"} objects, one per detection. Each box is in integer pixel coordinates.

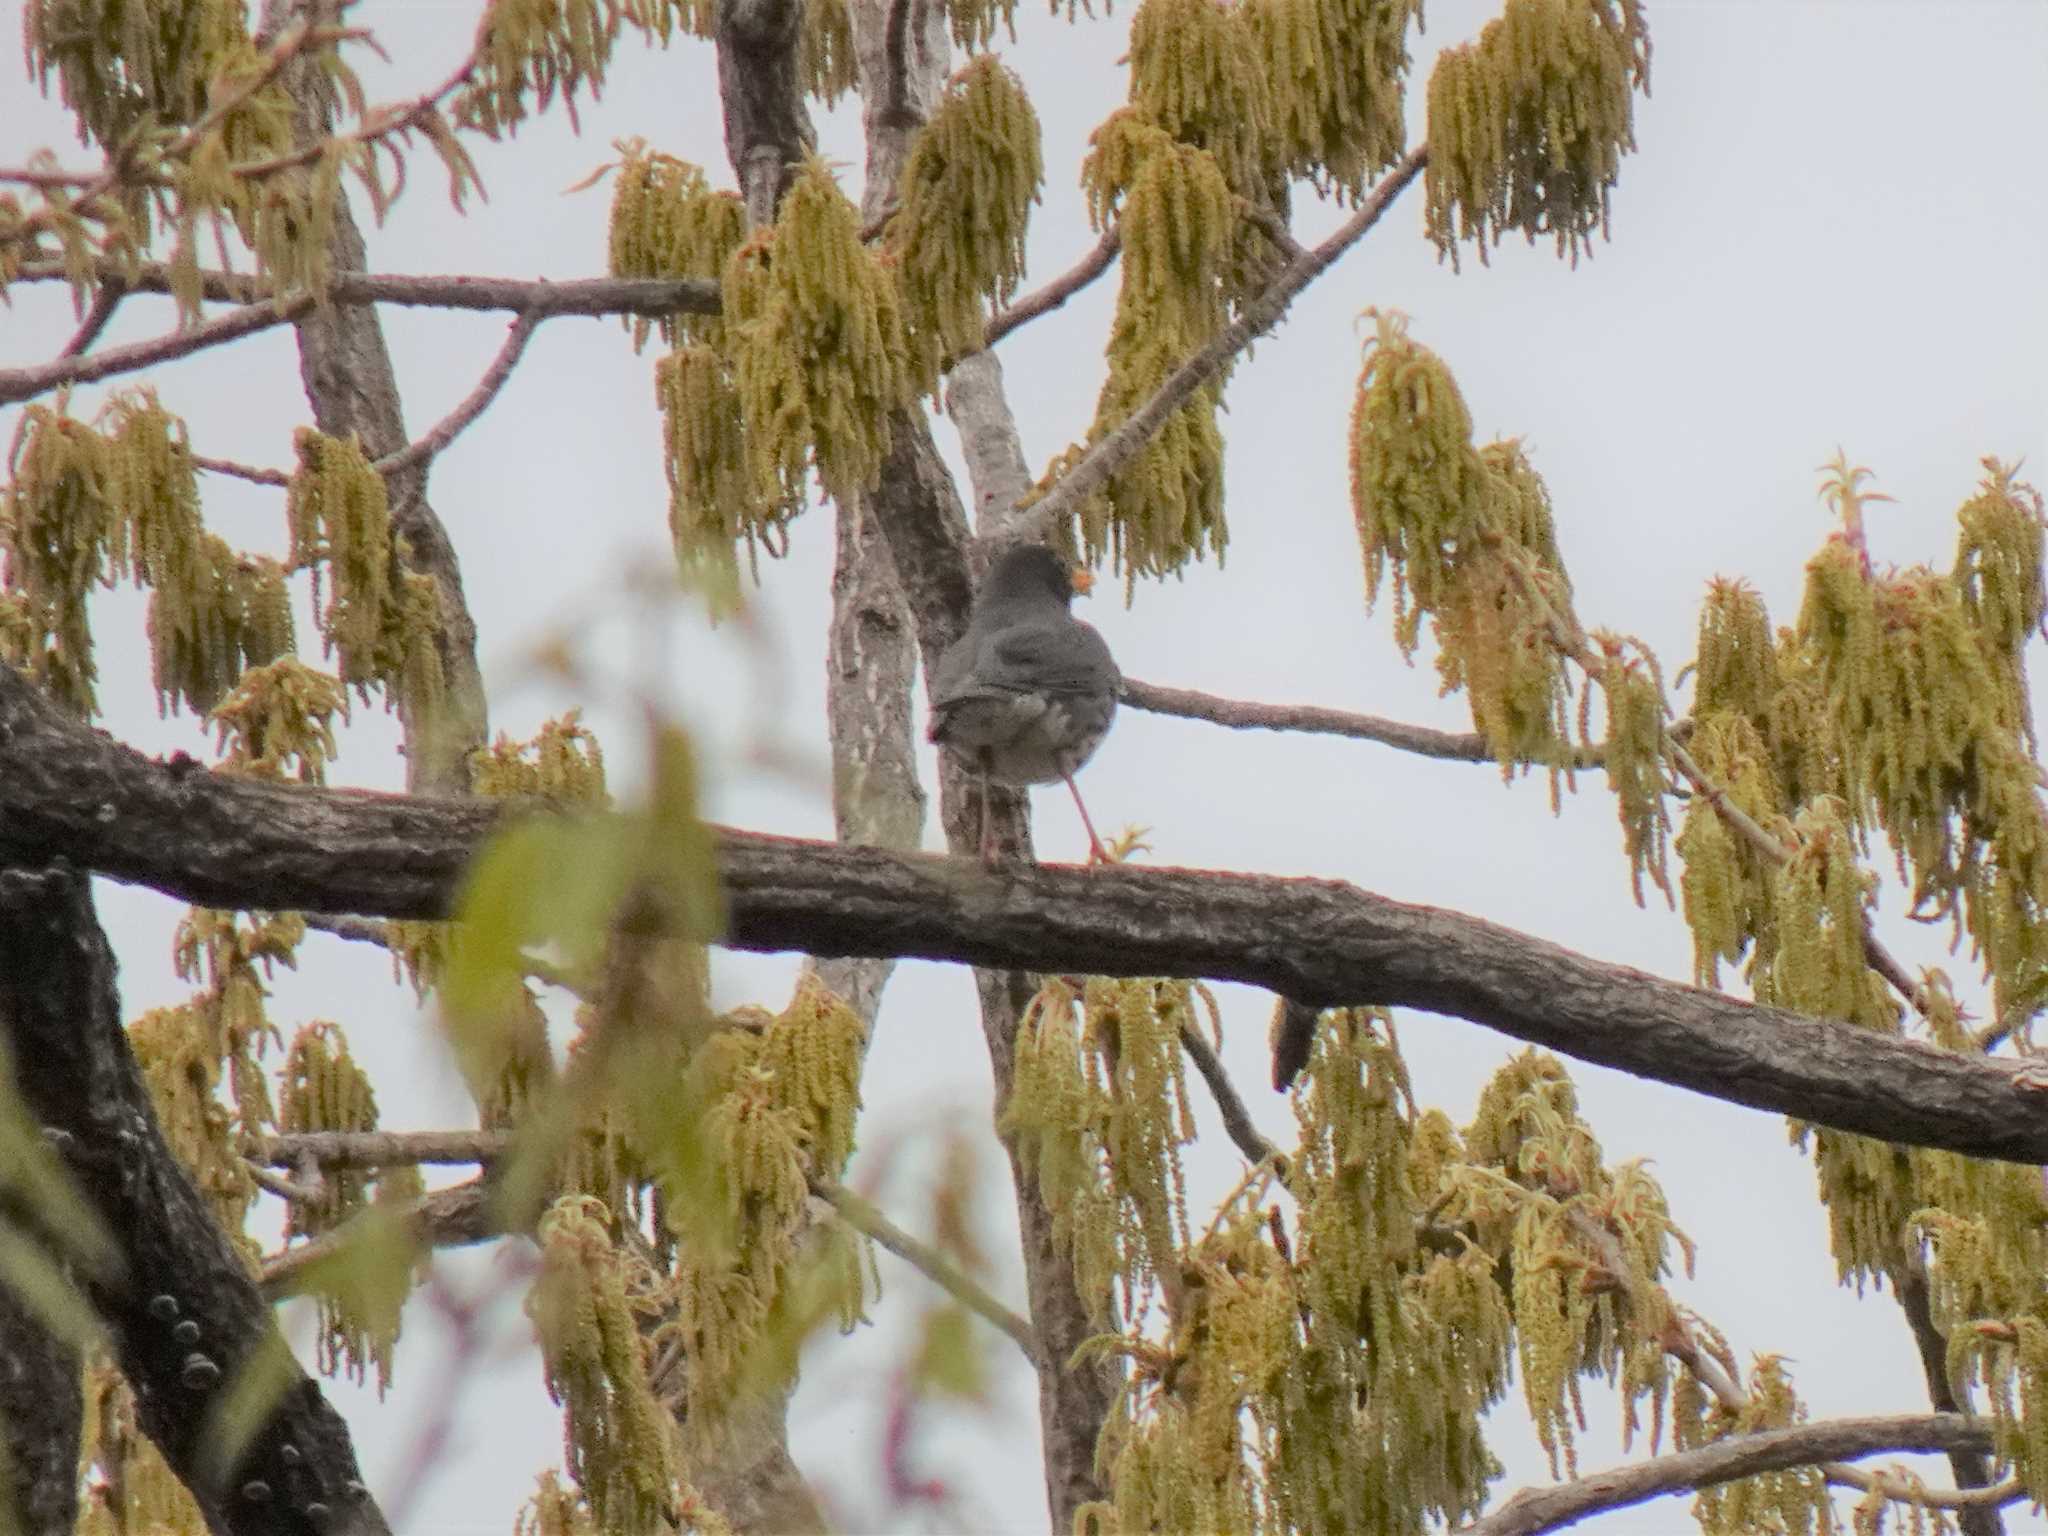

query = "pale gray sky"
[{"left": 4, "top": 1, "right": 2047, "bottom": 1531}]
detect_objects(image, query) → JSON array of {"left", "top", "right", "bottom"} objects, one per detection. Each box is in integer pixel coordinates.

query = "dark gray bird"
[{"left": 928, "top": 543, "right": 1120, "bottom": 864}]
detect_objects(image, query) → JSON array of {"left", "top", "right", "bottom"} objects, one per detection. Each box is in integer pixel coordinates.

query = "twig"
[
  {"left": 1177, "top": 1025, "right": 1280, "bottom": 1168},
  {"left": 226, "top": 31, "right": 483, "bottom": 187},
  {"left": 375, "top": 310, "right": 542, "bottom": 479},
  {"left": 14, "top": 260, "right": 721, "bottom": 316},
  {"left": 258, "top": 1174, "right": 502, "bottom": 1300},
  {"left": 982, "top": 226, "right": 1121, "bottom": 349},
  {"left": 251, "top": 1129, "right": 511, "bottom": 1169},
  {"left": 1019, "top": 146, "right": 1427, "bottom": 543},
  {"left": 1459, "top": 1415, "right": 2002, "bottom": 1536},
  {"left": 1123, "top": 676, "right": 1600, "bottom": 767},
  {"left": 245, "top": 1158, "right": 325, "bottom": 1204},
  {"left": 814, "top": 1179, "right": 1041, "bottom": 1366},
  {"left": 57, "top": 281, "right": 127, "bottom": 358},
  {"left": 1575, "top": 1208, "right": 2004, "bottom": 1516},
  {"left": 192, "top": 453, "right": 293, "bottom": 487},
  {"left": 0, "top": 296, "right": 319, "bottom": 408},
  {"left": 301, "top": 910, "right": 585, "bottom": 993}
]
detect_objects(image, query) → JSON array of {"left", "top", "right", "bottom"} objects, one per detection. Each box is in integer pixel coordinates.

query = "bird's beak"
[{"left": 1070, "top": 566, "right": 1096, "bottom": 597}]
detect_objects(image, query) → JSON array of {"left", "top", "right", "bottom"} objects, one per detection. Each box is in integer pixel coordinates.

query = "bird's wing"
[{"left": 986, "top": 621, "right": 1120, "bottom": 696}]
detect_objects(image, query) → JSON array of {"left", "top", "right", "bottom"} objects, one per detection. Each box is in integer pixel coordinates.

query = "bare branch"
[
  {"left": 252, "top": 1130, "right": 508, "bottom": 1169},
  {"left": 816, "top": 1181, "right": 1041, "bottom": 1364},
  {"left": 194, "top": 452, "right": 294, "bottom": 487},
  {"left": 58, "top": 280, "right": 127, "bottom": 358},
  {"left": 1019, "top": 147, "right": 1427, "bottom": 541},
  {"left": 15, "top": 260, "right": 722, "bottom": 317},
  {"left": 981, "top": 227, "right": 1122, "bottom": 349},
  {"left": 0, "top": 297, "right": 319, "bottom": 407},
  {"left": 1460, "top": 1415, "right": 2000, "bottom": 1536},
  {"left": 1178, "top": 1025, "right": 1281, "bottom": 1168},
  {"left": 1124, "top": 676, "right": 1510, "bottom": 764},
  {"left": 0, "top": 273, "right": 717, "bottom": 410},
  {"left": 373, "top": 310, "right": 542, "bottom": 480},
  {"left": 259, "top": 1177, "right": 501, "bottom": 1302}
]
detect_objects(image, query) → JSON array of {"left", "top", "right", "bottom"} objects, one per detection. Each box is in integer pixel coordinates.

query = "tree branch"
[
  {"left": 1460, "top": 1415, "right": 2000, "bottom": 1536},
  {"left": 258, "top": 1177, "right": 500, "bottom": 1302},
  {"left": 0, "top": 864, "right": 390, "bottom": 1535},
  {"left": 16, "top": 260, "right": 723, "bottom": 317},
  {"left": 58, "top": 280, "right": 127, "bottom": 358},
  {"left": 1018, "top": 147, "right": 1427, "bottom": 542},
  {"left": 373, "top": 310, "right": 542, "bottom": 481},
  {"left": 980, "top": 226, "right": 1121, "bottom": 349},
  {"left": 1123, "top": 676, "right": 1511, "bottom": 764},
  {"left": 5, "top": 663, "right": 2047, "bottom": 1165},
  {"left": 0, "top": 273, "right": 718, "bottom": 409},
  {"left": 253, "top": 1131, "right": 507, "bottom": 1169},
  {"left": 816, "top": 1181, "right": 1041, "bottom": 1365},
  {"left": 1178, "top": 1025, "right": 1280, "bottom": 1168}
]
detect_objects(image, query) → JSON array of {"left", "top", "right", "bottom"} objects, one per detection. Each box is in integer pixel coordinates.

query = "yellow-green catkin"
[
  {"left": 1247, "top": 0, "right": 1419, "bottom": 199},
  {"left": 23, "top": 0, "right": 250, "bottom": 149},
  {"left": 276, "top": 1021, "right": 378, "bottom": 1240},
  {"left": 1078, "top": 120, "right": 1234, "bottom": 583},
  {"left": 724, "top": 160, "right": 912, "bottom": 508},
  {"left": 1680, "top": 1355, "right": 1834, "bottom": 1534},
  {"left": 528, "top": 1197, "right": 681, "bottom": 1535},
  {"left": 2, "top": 398, "right": 120, "bottom": 713},
  {"left": 209, "top": 656, "right": 348, "bottom": 783},
  {"left": 1424, "top": 0, "right": 1651, "bottom": 269},
  {"left": 471, "top": 712, "right": 611, "bottom": 804},
  {"left": 890, "top": 56, "right": 1043, "bottom": 376},
  {"left": 286, "top": 428, "right": 444, "bottom": 707},
  {"left": 76, "top": 1360, "right": 209, "bottom": 1536},
  {"left": 460, "top": 0, "right": 676, "bottom": 139},
  {"left": 800, "top": 0, "right": 859, "bottom": 105},
  {"left": 607, "top": 143, "right": 748, "bottom": 350},
  {"left": 1440, "top": 1052, "right": 1692, "bottom": 1483},
  {"left": 1350, "top": 317, "right": 1576, "bottom": 781},
  {"left": 1583, "top": 633, "right": 1670, "bottom": 904}
]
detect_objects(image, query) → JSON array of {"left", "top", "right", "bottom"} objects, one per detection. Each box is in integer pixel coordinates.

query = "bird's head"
[{"left": 981, "top": 543, "right": 1094, "bottom": 615}]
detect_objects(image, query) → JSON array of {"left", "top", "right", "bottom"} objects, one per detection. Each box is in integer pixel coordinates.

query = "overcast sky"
[{"left": 5, "top": 0, "right": 2048, "bottom": 1531}]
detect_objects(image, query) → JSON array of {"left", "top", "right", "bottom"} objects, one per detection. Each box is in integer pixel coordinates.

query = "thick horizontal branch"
[
  {"left": 5, "top": 664, "right": 2047, "bottom": 1164},
  {"left": 1462, "top": 1414, "right": 1998, "bottom": 1536}
]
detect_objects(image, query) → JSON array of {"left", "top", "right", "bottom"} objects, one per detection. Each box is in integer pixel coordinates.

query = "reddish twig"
[
  {"left": 374, "top": 310, "right": 542, "bottom": 479},
  {"left": 982, "top": 226, "right": 1121, "bottom": 349}
]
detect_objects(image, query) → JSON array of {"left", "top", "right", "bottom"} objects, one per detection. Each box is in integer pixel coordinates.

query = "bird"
[{"left": 927, "top": 542, "right": 1120, "bottom": 865}]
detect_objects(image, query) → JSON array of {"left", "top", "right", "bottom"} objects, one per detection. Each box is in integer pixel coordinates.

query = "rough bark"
[
  {"left": 1897, "top": 1254, "right": 2005, "bottom": 1536},
  {"left": 0, "top": 1276, "right": 80, "bottom": 1533},
  {"left": 1462, "top": 1415, "right": 1998, "bottom": 1536},
  {"left": 263, "top": 0, "right": 489, "bottom": 796},
  {"left": 9, "top": 658, "right": 2048, "bottom": 1165},
  {"left": 716, "top": 0, "right": 816, "bottom": 226},
  {"left": 0, "top": 865, "right": 388, "bottom": 1536}
]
